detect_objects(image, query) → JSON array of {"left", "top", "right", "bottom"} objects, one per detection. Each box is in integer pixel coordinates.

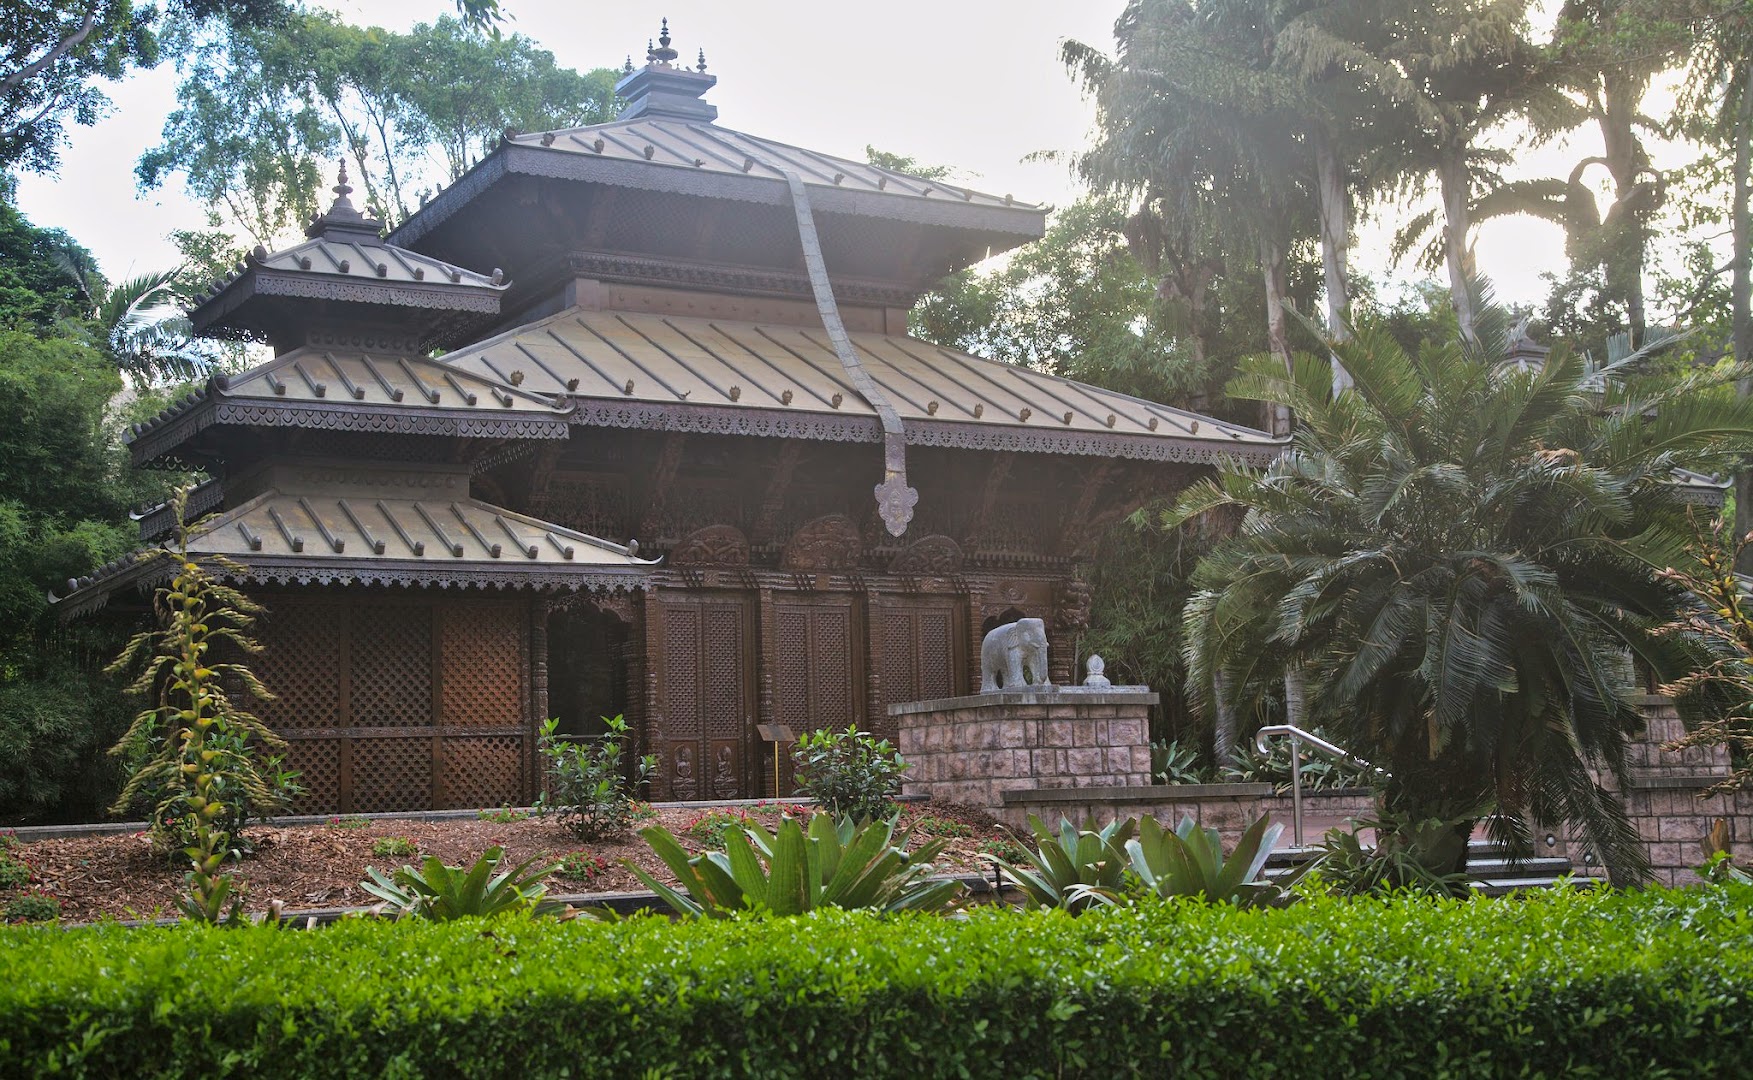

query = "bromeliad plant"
[
  {"left": 1118, "top": 814, "right": 1297, "bottom": 909},
  {"left": 107, "top": 486, "right": 289, "bottom": 924},
  {"left": 990, "top": 815, "right": 1137, "bottom": 913},
  {"left": 630, "top": 813, "right": 962, "bottom": 918},
  {"left": 362, "top": 846, "right": 564, "bottom": 920}
]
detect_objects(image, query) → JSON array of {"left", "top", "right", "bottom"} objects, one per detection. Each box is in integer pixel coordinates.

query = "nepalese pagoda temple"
[{"left": 60, "top": 25, "right": 1281, "bottom": 814}]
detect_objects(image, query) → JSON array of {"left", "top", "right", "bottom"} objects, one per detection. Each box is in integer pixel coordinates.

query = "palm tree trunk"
[
  {"left": 1284, "top": 665, "right": 1307, "bottom": 729},
  {"left": 1438, "top": 149, "right": 1479, "bottom": 346},
  {"left": 1314, "top": 129, "right": 1353, "bottom": 392},
  {"left": 1601, "top": 72, "right": 1650, "bottom": 348},
  {"left": 1212, "top": 670, "right": 1237, "bottom": 768},
  {"left": 1259, "top": 235, "right": 1294, "bottom": 435},
  {"left": 1732, "top": 86, "right": 1753, "bottom": 576}
]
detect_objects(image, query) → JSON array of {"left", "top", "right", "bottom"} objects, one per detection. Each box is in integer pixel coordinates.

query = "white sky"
[{"left": 11, "top": 0, "right": 1681, "bottom": 310}]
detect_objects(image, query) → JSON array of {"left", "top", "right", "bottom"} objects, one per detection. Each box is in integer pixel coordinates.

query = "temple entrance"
[
  {"left": 546, "top": 604, "right": 631, "bottom": 738},
  {"left": 654, "top": 591, "right": 757, "bottom": 800}
]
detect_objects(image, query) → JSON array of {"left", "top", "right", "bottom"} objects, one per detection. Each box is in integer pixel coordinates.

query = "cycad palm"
[{"left": 1174, "top": 306, "right": 1753, "bottom": 881}]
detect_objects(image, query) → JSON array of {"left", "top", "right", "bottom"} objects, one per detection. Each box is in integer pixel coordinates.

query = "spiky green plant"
[
  {"left": 1117, "top": 814, "right": 1297, "bottom": 909},
  {"left": 630, "top": 813, "right": 961, "bottom": 918},
  {"left": 107, "top": 486, "right": 287, "bottom": 923},
  {"left": 989, "top": 815, "right": 1137, "bottom": 912},
  {"left": 362, "top": 846, "right": 564, "bottom": 921}
]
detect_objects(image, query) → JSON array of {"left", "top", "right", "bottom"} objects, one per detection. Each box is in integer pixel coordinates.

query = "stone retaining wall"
[
  {"left": 1000, "top": 783, "right": 1374, "bottom": 840},
  {"left": 892, "top": 689, "right": 1156, "bottom": 812}
]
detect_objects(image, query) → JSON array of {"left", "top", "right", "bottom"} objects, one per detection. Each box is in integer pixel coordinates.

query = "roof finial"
[
  {"left": 333, "top": 159, "right": 352, "bottom": 201},
  {"left": 649, "top": 17, "right": 678, "bottom": 64},
  {"left": 623, "top": 53, "right": 634, "bottom": 75},
  {"left": 696, "top": 47, "right": 707, "bottom": 74}
]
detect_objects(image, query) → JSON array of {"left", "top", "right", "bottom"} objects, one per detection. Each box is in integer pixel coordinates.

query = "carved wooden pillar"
[
  {"left": 756, "top": 583, "right": 778, "bottom": 794},
  {"left": 643, "top": 585, "right": 665, "bottom": 797},
  {"left": 529, "top": 596, "right": 549, "bottom": 801}
]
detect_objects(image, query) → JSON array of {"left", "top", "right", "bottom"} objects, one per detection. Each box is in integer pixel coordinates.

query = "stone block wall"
[
  {"left": 1576, "top": 695, "right": 1753, "bottom": 887},
  {"left": 892, "top": 689, "right": 1156, "bottom": 813},
  {"left": 999, "top": 784, "right": 1374, "bottom": 839}
]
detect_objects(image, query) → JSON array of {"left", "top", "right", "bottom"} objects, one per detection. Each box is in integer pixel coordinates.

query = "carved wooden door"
[
  {"left": 773, "top": 593, "right": 861, "bottom": 767},
  {"left": 657, "top": 592, "right": 754, "bottom": 800},
  {"left": 876, "top": 598, "right": 961, "bottom": 742}
]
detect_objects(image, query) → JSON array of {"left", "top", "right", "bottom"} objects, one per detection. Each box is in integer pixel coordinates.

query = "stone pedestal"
[{"left": 890, "top": 688, "right": 1156, "bottom": 820}]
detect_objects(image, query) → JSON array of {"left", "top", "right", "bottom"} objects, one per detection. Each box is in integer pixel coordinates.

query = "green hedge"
[{"left": 4, "top": 888, "right": 1753, "bottom": 1077}]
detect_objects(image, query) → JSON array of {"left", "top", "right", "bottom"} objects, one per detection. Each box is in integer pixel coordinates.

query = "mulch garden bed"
[{"left": 2, "top": 802, "right": 1025, "bottom": 924}]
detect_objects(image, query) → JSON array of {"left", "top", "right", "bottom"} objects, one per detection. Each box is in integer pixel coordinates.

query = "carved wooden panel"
[
  {"left": 237, "top": 590, "right": 532, "bottom": 814},
  {"left": 656, "top": 593, "right": 752, "bottom": 799},
  {"left": 351, "top": 735, "right": 433, "bottom": 812},
  {"left": 544, "top": 473, "right": 629, "bottom": 539},
  {"left": 877, "top": 600, "right": 959, "bottom": 742},
  {"left": 251, "top": 598, "right": 343, "bottom": 731},
  {"left": 440, "top": 599, "right": 524, "bottom": 726},
  {"left": 773, "top": 596, "right": 859, "bottom": 741},
  {"left": 440, "top": 734, "right": 524, "bottom": 810},
  {"left": 351, "top": 601, "right": 431, "bottom": 728},
  {"left": 280, "top": 737, "right": 340, "bottom": 816}
]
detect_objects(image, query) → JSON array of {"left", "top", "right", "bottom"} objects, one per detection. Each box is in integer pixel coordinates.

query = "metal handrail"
[{"left": 1254, "top": 725, "right": 1376, "bottom": 847}]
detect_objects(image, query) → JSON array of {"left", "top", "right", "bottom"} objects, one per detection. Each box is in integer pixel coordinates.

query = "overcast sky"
[{"left": 14, "top": 0, "right": 1604, "bottom": 307}]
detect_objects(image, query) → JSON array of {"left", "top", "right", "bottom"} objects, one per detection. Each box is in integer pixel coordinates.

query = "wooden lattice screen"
[
  {"left": 656, "top": 593, "right": 752, "bottom": 801},
  {"left": 248, "top": 591, "right": 530, "bottom": 814},
  {"left": 876, "top": 600, "right": 960, "bottom": 742}
]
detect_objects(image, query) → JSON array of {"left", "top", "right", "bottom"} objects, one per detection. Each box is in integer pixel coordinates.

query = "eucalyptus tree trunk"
[
  {"left": 1314, "top": 129, "right": 1354, "bottom": 392},
  {"left": 1599, "top": 73, "right": 1650, "bottom": 348},
  {"left": 1259, "top": 235, "right": 1294, "bottom": 435},
  {"left": 1437, "top": 148, "right": 1479, "bottom": 347}
]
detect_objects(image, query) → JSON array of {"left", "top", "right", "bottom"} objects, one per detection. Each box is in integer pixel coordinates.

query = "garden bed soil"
[{"left": 3, "top": 803, "right": 1021, "bottom": 923}]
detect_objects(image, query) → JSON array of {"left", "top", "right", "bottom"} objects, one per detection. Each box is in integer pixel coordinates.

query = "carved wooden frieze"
[
  {"left": 781, "top": 514, "right": 864, "bottom": 571},
  {"left": 670, "top": 524, "right": 751, "bottom": 567},
  {"left": 887, "top": 534, "right": 964, "bottom": 575},
  {"left": 1054, "top": 576, "right": 1094, "bottom": 632}
]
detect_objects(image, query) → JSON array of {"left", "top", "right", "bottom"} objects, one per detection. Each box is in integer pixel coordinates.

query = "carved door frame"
[
  {"left": 766, "top": 590, "right": 866, "bottom": 795},
  {"left": 652, "top": 588, "right": 758, "bottom": 800}
]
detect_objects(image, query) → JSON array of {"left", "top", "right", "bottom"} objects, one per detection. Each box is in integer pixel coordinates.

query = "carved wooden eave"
[
  {"left": 54, "top": 463, "right": 655, "bottom": 618},
  {"left": 438, "top": 306, "right": 1285, "bottom": 467},
  {"left": 126, "top": 345, "right": 571, "bottom": 468}
]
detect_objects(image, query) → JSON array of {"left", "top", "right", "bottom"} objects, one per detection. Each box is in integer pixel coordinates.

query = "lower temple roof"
[{"left": 55, "top": 477, "right": 654, "bottom": 617}]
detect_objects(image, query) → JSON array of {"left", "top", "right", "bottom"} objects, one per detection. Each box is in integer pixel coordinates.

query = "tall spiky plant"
[
  {"left": 108, "top": 486, "right": 285, "bottom": 922},
  {"left": 1172, "top": 300, "right": 1753, "bottom": 883}
]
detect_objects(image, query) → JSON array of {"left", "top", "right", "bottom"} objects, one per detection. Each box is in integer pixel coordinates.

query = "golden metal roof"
[
  {"left": 55, "top": 464, "right": 654, "bottom": 616},
  {"left": 219, "top": 346, "right": 560, "bottom": 413},
  {"left": 439, "top": 307, "right": 1281, "bottom": 463},
  {"left": 506, "top": 118, "right": 1033, "bottom": 213}
]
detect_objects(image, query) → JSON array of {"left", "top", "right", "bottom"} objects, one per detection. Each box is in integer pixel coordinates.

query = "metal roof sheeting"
[
  {"left": 508, "top": 118, "right": 1034, "bottom": 212},
  {"left": 441, "top": 307, "right": 1278, "bottom": 451}
]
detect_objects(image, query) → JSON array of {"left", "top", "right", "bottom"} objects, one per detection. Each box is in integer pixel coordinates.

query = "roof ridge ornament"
[
  {"left": 306, "top": 157, "right": 383, "bottom": 240},
  {"left": 649, "top": 18, "right": 678, "bottom": 65}
]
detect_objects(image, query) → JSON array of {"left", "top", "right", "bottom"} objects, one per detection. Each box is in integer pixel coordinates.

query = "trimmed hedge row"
[{"left": 3, "top": 887, "right": 1753, "bottom": 1078}]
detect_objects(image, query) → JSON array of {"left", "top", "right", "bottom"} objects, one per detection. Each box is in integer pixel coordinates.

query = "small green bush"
[
  {"left": 0, "top": 851, "right": 32, "bottom": 891},
  {"left": 535, "top": 715, "right": 655, "bottom": 839},
  {"left": 325, "top": 815, "right": 369, "bottom": 830},
  {"left": 2, "top": 890, "right": 58, "bottom": 923},
  {"left": 361, "top": 846, "right": 561, "bottom": 921},
  {"left": 792, "top": 726, "right": 907, "bottom": 822},
  {"left": 369, "top": 837, "right": 418, "bottom": 858},
  {"left": 3, "top": 888, "right": 1753, "bottom": 1076},
  {"left": 553, "top": 851, "right": 609, "bottom": 883},
  {"left": 476, "top": 804, "right": 528, "bottom": 824},
  {"left": 683, "top": 808, "right": 755, "bottom": 850}
]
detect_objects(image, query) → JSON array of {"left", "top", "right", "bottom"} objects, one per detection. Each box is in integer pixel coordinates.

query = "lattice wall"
[
  {"left": 243, "top": 589, "right": 531, "bottom": 814},
  {"left": 877, "top": 604, "right": 957, "bottom": 742},
  {"left": 657, "top": 596, "right": 750, "bottom": 800}
]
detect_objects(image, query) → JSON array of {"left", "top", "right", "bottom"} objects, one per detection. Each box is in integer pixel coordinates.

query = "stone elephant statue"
[{"left": 980, "top": 617, "right": 1053, "bottom": 692}]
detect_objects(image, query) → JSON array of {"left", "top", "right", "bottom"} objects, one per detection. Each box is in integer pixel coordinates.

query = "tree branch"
[{"left": 0, "top": 7, "right": 99, "bottom": 99}]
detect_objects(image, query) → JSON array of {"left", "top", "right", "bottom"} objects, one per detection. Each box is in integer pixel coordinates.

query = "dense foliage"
[
  {"left": 1172, "top": 305, "right": 1753, "bottom": 878},
  {"left": 2, "top": 888, "right": 1752, "bottom": 1076}
]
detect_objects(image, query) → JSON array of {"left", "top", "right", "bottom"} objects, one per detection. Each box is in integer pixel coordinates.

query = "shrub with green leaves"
[
  {"left": 536, "top": 715, "right": 655, "bottom": 839},
  {"left": 683, "top": 807, "right": 755, "bottom": 850},
  {"left": 0, "top": 851, "right": 31, "bottom": 891},
  {"left": 631, "top": 813, "right": 961, "bottom": 918},
  {"left": 4, "top": 888, "right": 1753, "bottom": 1075},
  {"left": 791, "top": 726, "right": 907, "bottom": 822},
  {"left": 2, "top": 890, "right": 58, "bottom": 924},
  {"left": 369, "top": 837, "right": 418, "bottom": 859}
]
